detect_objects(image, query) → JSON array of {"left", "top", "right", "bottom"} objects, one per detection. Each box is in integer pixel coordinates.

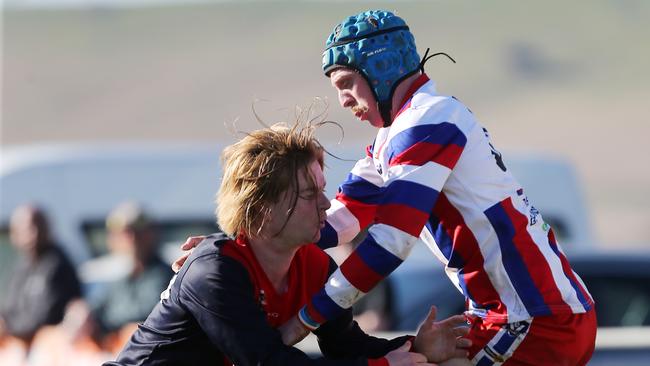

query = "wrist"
[{"left": 298, "top": 307, "right": 320, "bottom": 331}]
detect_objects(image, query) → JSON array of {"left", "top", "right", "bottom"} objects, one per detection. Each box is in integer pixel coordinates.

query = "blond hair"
[{"left": 216, "top": 122, "right": 324, "bottom": 237}]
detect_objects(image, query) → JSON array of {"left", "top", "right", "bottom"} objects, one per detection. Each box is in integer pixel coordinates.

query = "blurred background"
[
  {"left": 1, "top": 0, "right": 649, "bottom": 365},
  {"left": 3, "top": 0, "right": 649, "bottom": 246}
]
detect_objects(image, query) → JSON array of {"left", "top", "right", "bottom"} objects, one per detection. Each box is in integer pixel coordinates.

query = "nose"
[
  {"left": 319, "top": 192, "right": 331, "bottom": 211},
  {"left": 338, "top": 91, "right": 355, "bottom": 109}
]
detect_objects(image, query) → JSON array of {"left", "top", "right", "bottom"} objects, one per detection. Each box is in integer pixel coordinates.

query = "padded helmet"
[{"left": 322, "top": 10, "right": 420, "bottom": 126}]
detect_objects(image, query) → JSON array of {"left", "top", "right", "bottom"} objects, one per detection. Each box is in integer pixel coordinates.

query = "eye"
[
  {"left": 299, "top": 189, "right": 317, "bottom": 200},
  {"left": 335, "top": 77, "right": 352, "bottom": 90}
]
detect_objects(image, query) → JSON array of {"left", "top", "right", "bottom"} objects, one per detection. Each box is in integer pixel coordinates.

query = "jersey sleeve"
[
  {"left": 301, "top": 120, "right": 468, "bottom": 328},
  {"left": 318, "top": 154, "right": 384, "bottom": 249},
  {"left": 311, "top": 254, "right": 412, "bottom": 362},
  {"left": 178, "top": 249, "right": 380, "bottom": 366},
  {"left": 315, "top": 306, "right": 412, "bottom": 360}
]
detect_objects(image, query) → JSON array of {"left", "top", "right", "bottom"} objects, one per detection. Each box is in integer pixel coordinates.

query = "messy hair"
[{"left": 216, "top": 122, "right": 324, "bottom": 237}]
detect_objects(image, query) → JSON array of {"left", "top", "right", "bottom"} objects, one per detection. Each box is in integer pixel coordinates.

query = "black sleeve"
[
  {"left": 315, "top": 311, "right": 411, "bottom": 360},
  {"left": 314, "top": 258, "right": 412, "bottom": 360},
  {"left": 178, "top": 252, "right": 368, "bottom": 366}
]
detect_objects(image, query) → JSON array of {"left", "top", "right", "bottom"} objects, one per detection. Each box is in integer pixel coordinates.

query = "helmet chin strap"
[
  {"left": 379, "top": 50, "right": 457, "bottom": 128},
  {"left": 419, "top": 48, "right": 456, "bottom": 72}
]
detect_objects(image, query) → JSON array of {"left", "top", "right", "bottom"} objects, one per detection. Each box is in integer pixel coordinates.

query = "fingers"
[
  {"left": 424, "top": 305, "right": 438, "bottom": 323},
  {"left": 451, "top": 337, "right": 472, "bottom": 359},
  {"left": 173, "top": 236, "right": 203, "bottom": 272},
  {"left": 452, "top": 326, "right": 470, "bottom": 337},
  {"left": 181, "top": 236, "right": 205, "bottom": 250},
  {"left": 439, "top": 314, "right": 468, "bottom": 328},
  {"left": 171, "top": 252, "right": 191, "bottom": 273},
  {"left": 456, "top": 337, "right": 472, "bottom": 349}
]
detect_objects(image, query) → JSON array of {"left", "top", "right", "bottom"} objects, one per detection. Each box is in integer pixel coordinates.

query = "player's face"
[
  {"left": 268, "top": 160, "right": 330, "bottom": 247},
  {"left": 330, "top": 68, "right": 384, "bottom": 128}
]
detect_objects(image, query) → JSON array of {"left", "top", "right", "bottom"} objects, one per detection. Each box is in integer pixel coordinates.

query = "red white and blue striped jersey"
[{"left": 299, "top": 74, "right": 593, "bottom": 329}]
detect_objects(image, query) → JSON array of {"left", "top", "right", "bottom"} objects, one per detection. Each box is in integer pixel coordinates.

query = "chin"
[{"left": 366, "top": 115, "right": 383, "bottom": 128}]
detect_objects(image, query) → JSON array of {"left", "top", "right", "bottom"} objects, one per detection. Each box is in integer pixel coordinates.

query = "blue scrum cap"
[{"left": 322, "top": 10, "right": 420, "bottom": 126}]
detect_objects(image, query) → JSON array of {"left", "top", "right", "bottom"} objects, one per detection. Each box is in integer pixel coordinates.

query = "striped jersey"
[{"left": 299, "top": 74, "right": 593, "bottom": 329}]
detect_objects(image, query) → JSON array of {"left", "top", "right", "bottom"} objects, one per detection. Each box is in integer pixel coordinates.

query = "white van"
[{"left": 0, "top": 142, "right": 596, "bottom": 292}]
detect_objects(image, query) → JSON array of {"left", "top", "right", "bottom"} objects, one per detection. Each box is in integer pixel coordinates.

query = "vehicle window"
[
  {"left": 583, "top": 275, "right": 650, "bottom": 327},
  {"left": 81, "top": 219, "right": 220, "bottom": 258}
]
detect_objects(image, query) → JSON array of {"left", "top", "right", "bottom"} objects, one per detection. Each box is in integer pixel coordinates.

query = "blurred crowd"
[{"left": 0, "top": 202, "right": 174, "bottom": 366}]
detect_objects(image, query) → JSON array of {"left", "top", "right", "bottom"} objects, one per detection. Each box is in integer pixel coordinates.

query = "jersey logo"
[
  {"left": 529, "top": 206, "right": 540, "bottom": 225},
  {"left": 483, "top": 128, "right": 507, "bottom": 172}
]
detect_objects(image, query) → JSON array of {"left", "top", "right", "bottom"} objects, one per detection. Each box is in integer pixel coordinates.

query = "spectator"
[
  {"left": 91, "top": 202, "right": 173, "bottom": 335},
  {"left": 0, "top": 204, "right": 81, "bottom": 344}
]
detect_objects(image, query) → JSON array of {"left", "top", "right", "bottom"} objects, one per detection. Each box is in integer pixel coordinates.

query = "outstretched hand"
[
  {"left": 413, "top": 306, "right": 471, "bottom": 363},
  {"left": 171, "top": 236, "right": 205, "bottom": 272},
  {"left": 278, "top": 315, "right": 310, "bottom": 346}
]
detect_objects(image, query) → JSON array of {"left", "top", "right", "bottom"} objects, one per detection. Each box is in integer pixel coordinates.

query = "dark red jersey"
[
  {"left": 105, "top": 233, "right": 409, "bottom": 366},
  {"left": 222, "top": 235, "right": 332, "bottom": 329}
]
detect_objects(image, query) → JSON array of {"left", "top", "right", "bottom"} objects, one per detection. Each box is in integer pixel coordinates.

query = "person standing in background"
[
  {"left": 0, "top": 204, "right": 82, "bottom": 345},
  {"left": 91, "top": 202, "right": 173, "bottom": 335}
]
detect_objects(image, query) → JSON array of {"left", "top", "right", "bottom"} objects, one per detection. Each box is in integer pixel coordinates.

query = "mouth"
[
  {"left": 319, "top": 216, "right": 326, "bottom": 229},
  {"left": 351, "top": 105, "right": 368, "bottom": 120}
]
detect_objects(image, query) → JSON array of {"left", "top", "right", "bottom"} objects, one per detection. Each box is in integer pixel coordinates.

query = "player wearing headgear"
[{"left": 287, "top": 9, "right": 597, "bottom": 366}]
